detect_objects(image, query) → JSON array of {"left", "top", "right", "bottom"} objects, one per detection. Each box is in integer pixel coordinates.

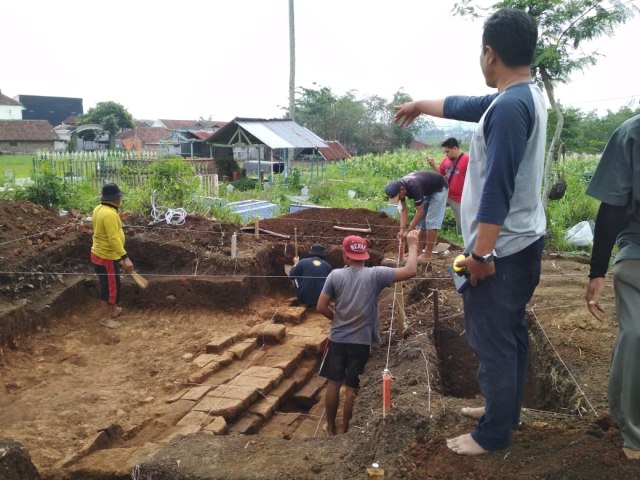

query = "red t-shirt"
[{"left": 439, "top": 153, "right": 469, "bottom": 203}]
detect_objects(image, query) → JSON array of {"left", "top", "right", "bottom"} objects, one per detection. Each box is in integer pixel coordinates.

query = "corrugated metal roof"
[
  {"left": 208, "top": 118, "right": 327, "bottom": 149},
  {"left": 319, "top": 140, "right": 351, "bottom": 160}
]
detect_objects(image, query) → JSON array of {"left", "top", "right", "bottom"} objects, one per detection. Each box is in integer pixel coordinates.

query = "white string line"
[
  {"left": 419, "top": 349, "right": 433, "bottom": 417},
  {"left": 529, "top": 306, "right": 599, "bottom": 417},
  {"left": 0, "top": 270, "right": 613, "bottom": 289},
  {"left": 384, "top": 240, "right": 403, "bottom": 371}
]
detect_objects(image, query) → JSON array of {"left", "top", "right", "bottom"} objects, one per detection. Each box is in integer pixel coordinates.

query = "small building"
[
  {"left": 14, "top": 94, "right": 83, "bottom": 127},
  {"left": 0, "top": 90, "right": 24, "bottom": 120},
  {"left": 205, "top": 118, "right": 328, "bottom": 178},
  {"left": 116, "top": 126, "right": 175, "bottom": 152},
  {"left": 0, "top": 120, "right": 58, "bottom": 153},
  {"left": 151, "top": 119, "right": 226, "bottom": 157}
]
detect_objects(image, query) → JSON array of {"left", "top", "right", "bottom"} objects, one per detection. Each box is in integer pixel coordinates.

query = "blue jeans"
[{"left": 462, "top": 236, "right": 544, "bottom": 450}]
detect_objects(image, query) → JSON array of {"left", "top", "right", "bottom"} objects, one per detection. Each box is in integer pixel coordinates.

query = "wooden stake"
[
  {"left": 294, "top": 228, "right": 298, "bottom": 257},
  {"left": 433, "top": 288, "right": 440, "bottom": 334},
  {"left": 254, "top": 216, "right": 259, "bottom": 238},
  {"left": 333, "top": 225, "right": 372, "bottom": 233}
]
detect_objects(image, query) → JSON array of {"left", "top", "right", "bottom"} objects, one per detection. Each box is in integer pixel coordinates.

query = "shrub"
[{"left": 148, "top": 157, "right": 199, "bottom": 206}]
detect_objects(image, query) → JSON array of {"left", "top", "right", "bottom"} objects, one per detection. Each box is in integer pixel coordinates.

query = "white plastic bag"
[{"left": 565, "top": 220, "right": 593, "bottom": 247}]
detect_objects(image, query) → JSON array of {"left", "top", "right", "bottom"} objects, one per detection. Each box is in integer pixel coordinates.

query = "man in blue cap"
[
  {"left": 385, "top": 171, "right": 448, "bottom": 262},
  {"left": 90, "top": 182, "right": 135, "bottom": 328}
]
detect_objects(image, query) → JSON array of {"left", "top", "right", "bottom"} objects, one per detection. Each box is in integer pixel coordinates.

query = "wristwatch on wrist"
[{"left": 471, "top": 250, "right": 495, "bottom": 264}]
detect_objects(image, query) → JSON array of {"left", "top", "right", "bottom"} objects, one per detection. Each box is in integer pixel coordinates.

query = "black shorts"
[{"left": 319, "top": 340, "right": 371, "bottom": 389}]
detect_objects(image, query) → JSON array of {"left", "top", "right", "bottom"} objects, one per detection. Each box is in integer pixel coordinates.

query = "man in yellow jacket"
[{"left": 91, "top": 183, "right": 134, "bottom": 328}]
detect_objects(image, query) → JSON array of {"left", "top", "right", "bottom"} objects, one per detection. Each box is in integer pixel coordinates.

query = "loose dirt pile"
[{"left": 0, "top": 199, "right": 638, "bottom": 479}]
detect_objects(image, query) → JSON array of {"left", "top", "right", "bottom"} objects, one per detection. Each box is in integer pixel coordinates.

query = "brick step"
[{"left": 126, "top": 307, "right": 329, "bottom": 445}]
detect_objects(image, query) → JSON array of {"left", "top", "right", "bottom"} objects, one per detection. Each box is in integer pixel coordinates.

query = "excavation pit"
[{"left": 0, "top": 200, "right": 634, "bottom": 479}]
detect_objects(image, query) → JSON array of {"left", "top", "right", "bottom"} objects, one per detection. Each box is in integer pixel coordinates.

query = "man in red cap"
[{"left": 316, "top": 230, "right": 420, "bottom": 436}]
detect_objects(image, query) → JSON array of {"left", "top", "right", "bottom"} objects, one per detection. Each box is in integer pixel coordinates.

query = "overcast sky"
[{"left": 3, "top": 1, "right": 639, "bottom": 122}]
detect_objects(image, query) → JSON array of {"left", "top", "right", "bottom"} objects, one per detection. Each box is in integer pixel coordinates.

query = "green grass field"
[{"left": 0, "top": 154, "right": 33, "bottom": 179}]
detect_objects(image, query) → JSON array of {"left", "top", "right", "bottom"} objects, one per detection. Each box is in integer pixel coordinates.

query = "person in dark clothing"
[
  {"left": 289, "top": 244, "right": 332, "bottom": 307},
  {"left": 385, "top": 170, "right": 449, "bottom": 261}
]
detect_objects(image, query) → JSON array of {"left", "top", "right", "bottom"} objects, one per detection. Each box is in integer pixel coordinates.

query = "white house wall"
[{"left": 0, "top": 105, "right": 24, "bottom": 120}]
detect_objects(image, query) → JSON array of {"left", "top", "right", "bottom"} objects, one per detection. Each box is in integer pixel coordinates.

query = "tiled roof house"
[{"left": 0, "top": 120, "right": 57, "bottom": 153}]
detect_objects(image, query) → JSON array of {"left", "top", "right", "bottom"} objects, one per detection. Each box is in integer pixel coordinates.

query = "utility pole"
[{"left": 288, "top": 0, "right": 296, "bottom": 120}]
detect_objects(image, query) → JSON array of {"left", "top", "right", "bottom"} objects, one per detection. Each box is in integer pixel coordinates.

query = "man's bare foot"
[
  {"left": 100, "top": 319, "right": 121, "bottom": 329},
  {"left": 623, "top": 447, "right": 640, "bottom": 460},
  {"left": 446, "top": 433, "right": 488, "bottom": 455},
  {"left": 111, "top": 306, "right": 123, "bottom": 318},
  {"left": 418, "top": 253, "right": 432, "bottom": 263},
  {"left": 461, "top": 406, "right": 485, "bottom": 420}
]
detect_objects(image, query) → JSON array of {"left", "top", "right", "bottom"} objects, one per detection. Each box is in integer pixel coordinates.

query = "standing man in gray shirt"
[
  {"left": 585, "top": 114, "right": 640, "bottom": 460},
  {"left": 394, "top": 8, "right": 546, "bottom": 455},
  {"left": 316, "top": 230, "right": 419, "bottom": 436}
]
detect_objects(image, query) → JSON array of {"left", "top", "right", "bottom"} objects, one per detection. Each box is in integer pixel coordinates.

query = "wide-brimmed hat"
[
  {"left": 101, "top": 183, "right": 124, "bottom": 201},
  {"left": 385, "top": 180, "right": 403, "bottom": 205},
  {"left": 308, "top": 244, "right": 327, "bottom": 258},
  {"left": 342, "top": 235, "right": 369, "bottom": 261}
]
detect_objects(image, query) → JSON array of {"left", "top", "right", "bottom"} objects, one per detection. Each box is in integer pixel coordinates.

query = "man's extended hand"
[
  {"left": 394, "top": 102, "right": 420, "bottom": 127},
  {"left": 586, "top": 277, "right": 606, "bottom": 321}
]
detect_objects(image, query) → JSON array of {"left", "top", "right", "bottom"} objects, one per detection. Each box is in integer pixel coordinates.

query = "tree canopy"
[
  {"left": 453, "top": 0, "right": 637, "bottom": 203},
  {"left": 293, "top": 85, "right": 430, "bottom": 155},
  {"left": 78, "top": 101, "right": 134, "bottom": 149}
]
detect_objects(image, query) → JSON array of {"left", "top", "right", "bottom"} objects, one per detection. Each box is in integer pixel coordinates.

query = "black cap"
[
  {"left": 308, "top": 244, "right": 326, "bottom": 258},
  {"left": 101, "top": 183, "right": 124, "bottom": 201}
]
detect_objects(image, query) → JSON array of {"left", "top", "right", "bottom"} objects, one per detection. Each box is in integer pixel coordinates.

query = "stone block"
[
  {"left": 231, "top": 375, "right": 275, "bottom": 395},
  {"left": 228, "top": 338, "right": 257, "bottom": 360},
  {"left": 181, "top": 385, "right": 214, "bottom": 402},
  {"left": 187, "top": 361, "right": 221, "bottom": 385},
  {"left": 228, "top": 412, "right": 264, "bottom": 434},
  {"left": 193, "top": 394, "right": 248, "bottom": 420},
  {"left": 176, "top": 410, "right": 213, "bottom": 429},
  {"left": 269, "top": 377, "right": 298, "bottom": 405},
  {"left": 249, "top": 323, "right": 286, "bottom": 343},
  {"left": 289, "top": 359, "right": 320, "bottom": 388},
  {"left": 242, "top": 365, "right": 285, "bottom": 380},
  {"left": 202, "top": 416, "right": 228, "bottom": 435},
  {"left": 211, "top": 385, "right": 259, "bottom": 404},
  {"left": 293, "top": 376, "right": 327, "bottom": 409},
  {"left": 248, "top": 394, "right": 280, "bottom": 420},
  {"left": 260, "top": 353, "right": 303, "bottom": 377},
  {"left": 273, "top": 306, "right": 307, "bottom": 324},
  {"left": 193, "top": 353, "right": 220, "bottom": 369},
  {"left": 205, "top": 333, "right": 240, "bottom": 353}
]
